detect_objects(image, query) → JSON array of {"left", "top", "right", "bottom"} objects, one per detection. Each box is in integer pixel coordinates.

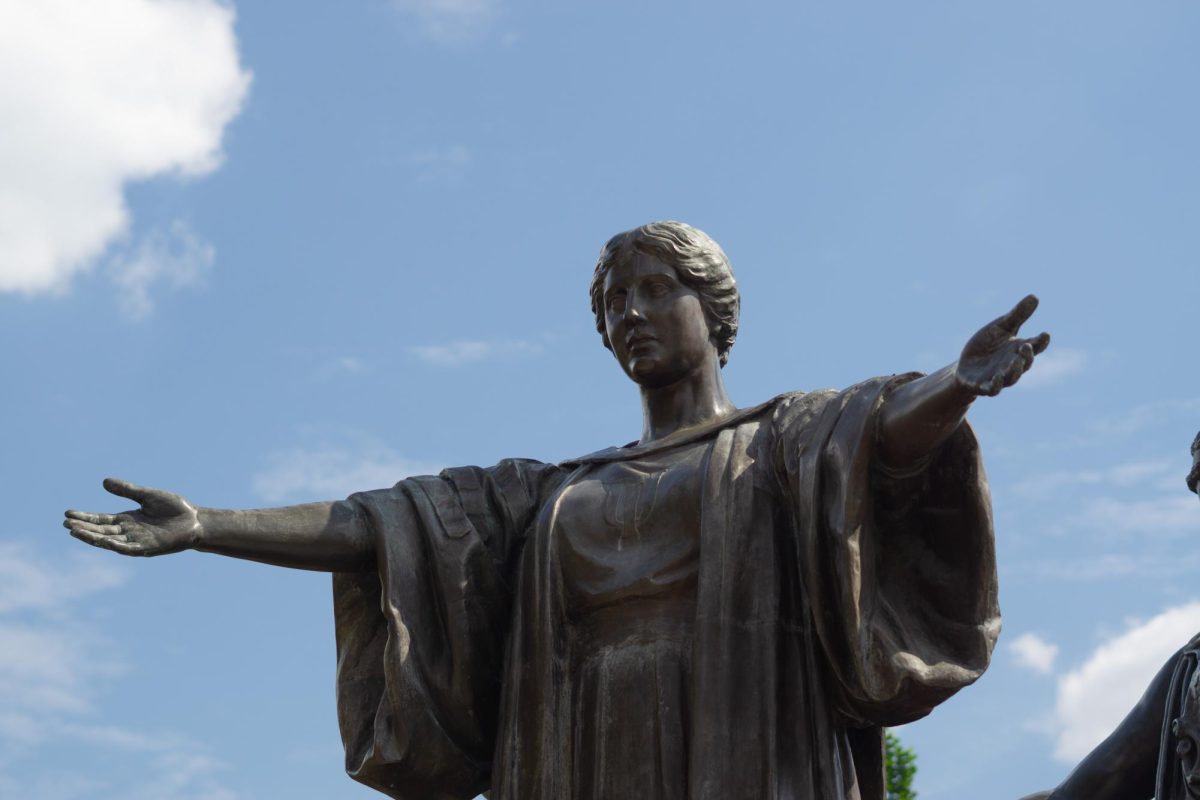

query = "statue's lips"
[{"left": 626, "top": 334, "right": 658, "bottom": 352}]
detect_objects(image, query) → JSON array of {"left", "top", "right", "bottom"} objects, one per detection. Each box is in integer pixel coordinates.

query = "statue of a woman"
[{"left": 66, "top": 221, "right": 1049, "bottom": 800}]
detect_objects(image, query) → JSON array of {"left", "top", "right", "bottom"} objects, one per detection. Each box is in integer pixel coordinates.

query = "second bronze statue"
[
  {"left": 1022, "top": 443, "right": 1200, "bottom": 800},
  {"left": 66, "top": 221, "right": 1051, "bottom": 800}
]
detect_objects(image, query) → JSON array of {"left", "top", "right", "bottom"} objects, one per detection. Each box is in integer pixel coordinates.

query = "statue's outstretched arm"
[
  {"left": 65, "top": 478, "right": 373, "bottom": 572},
  {"left": 878, "top": 294, "right": 1050, "bottom": 470}
]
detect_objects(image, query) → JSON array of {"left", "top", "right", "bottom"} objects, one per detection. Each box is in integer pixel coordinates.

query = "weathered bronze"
[
  {"left": 1021, "top": 438, "right": 1200, "bottom": 800},
  {"left": 66, "top": 221, "right": 1051, "bottom": 800}
]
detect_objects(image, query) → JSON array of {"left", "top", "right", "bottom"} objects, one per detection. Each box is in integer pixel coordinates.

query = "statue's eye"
[
  {"left": 607, "top": 293, "right": 626, "bottom": 313},
  {"left": 1179, "top": 738, "right": 1194, "bottom": 757}
]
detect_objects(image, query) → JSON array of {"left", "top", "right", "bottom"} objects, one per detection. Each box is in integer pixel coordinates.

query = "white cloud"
[
  {"left": 1012, "top": 459, "right": 1175, "bottom": 500},
  {"left": 311, "top": 355, "right": 367, "bottom": 382},
  {"left": 122, "top": 752, "right": 242, "bottom": 800},
  {"left": 1014, "top": 551, "right": 1200, "bottom": 582},
  {"left": 0, "top": 541, "right": 243, "bottom": 799},
  {"left": 1010, "top": 456, "right": 1200, "bottom": 541},
  {"left": 252, "top": 435, "right": 443, "bottom": 503},
  {"left": 0, "top": 542, "right": 126, "bottom": 615},
  {"left": 0, "top": 544, "right": 127, "bottom": 722},
  {"left": 403, "top": 144, "right": 474, "bottom": 181},
  {"left": 1078, "top": 494, "right": 1200, "bottom": 538},
  {"left": 393, "top": 0, "right": 498, "bottom": 43},
  {"left": 1088, "top": 398, "right": 1200, "bottom": 439},
  {"left": 1053, "top": 601, "right": 1200, "bottom": 762},
  {"left": 1010, "top": 632, "right": 1059, "bottom": 675},
  {"left": 0, "top": 0, "right": 250, "bottom": 294},
  {"left": 1016, "top": 347, "right": 1086, "bottom": 390},
  {"left": 108, "top": 220, "right": 215, "bottom": 319},
  {"left": 408, "top": 338, "right": 543, "bottom": 366},
  {"left": 0, "top": 622, "right": 123, "bottom": 716}
]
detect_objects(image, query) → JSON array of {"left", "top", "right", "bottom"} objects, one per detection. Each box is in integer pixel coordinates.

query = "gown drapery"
[{"left": 331, "top": 377, "right": 999, "bottom": 800}]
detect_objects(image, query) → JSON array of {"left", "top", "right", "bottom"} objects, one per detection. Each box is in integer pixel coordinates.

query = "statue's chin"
[
  {"left": 627, "top": 356, "right": 653, "bottom": 375},
  {"left": 625, "top": 357, "right": 675, "bottom": 389}
]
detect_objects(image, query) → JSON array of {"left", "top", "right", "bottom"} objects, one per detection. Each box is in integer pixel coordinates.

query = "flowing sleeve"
[
  {"left": 331, "top": 458, "right": 563, "bottom": 800},
  {"left": 774, "top": 376, "right": 999, "bottom": 728}
]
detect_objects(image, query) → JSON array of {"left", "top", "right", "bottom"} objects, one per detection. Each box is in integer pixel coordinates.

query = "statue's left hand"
[
  {"left": 63, "top": 478, "right": 201, "bottom": 557},
  {"left": 956, "top": 294, "right": 1051, "bottom": 397}
]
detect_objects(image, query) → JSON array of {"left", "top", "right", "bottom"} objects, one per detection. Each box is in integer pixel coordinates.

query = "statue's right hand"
[{"left": 64, "top": 478, "right": 201, "bottom": 557}]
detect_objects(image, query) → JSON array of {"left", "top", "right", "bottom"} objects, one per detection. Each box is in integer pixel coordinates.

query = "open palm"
[
  {"left": 956, "top": 294, "right": 1051, "bottom": 397},
  {"left": 64, "top": 478, "right": 200, "bottom": 557}
]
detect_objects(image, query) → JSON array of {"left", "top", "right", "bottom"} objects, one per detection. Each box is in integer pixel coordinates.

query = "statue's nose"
[{"left": 625, "top": 299, "right": 645, "bottom": 323}]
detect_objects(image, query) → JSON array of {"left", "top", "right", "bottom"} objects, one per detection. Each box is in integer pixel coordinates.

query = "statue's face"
[{"left": 602, "top": 252, "right": 715, "bottom": 388}]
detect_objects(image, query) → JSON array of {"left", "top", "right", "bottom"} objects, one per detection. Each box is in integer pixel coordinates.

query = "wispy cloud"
[
  {"left": 1087, "top": 397, "right": 1200, "bottom": 439},
  {"left": 392, "top": 0, "right": 499, "bottom": 43},
  {"left": 1016, "top": 347, "right": 1087, "bottom": 390},
  {"left": 0, "top": 542, "right": 126, "bottom": 615},
  {"left": 120, "top": 752, "right": 242, "bottom": 800},
  {"left": 107, "top": 220, "right": 215, "bottom": 320},
  {"left": 0, "top": 544, "right": 127, "bottom": 724},
  {"left": 1009, "top": 632, "right": 1059, "bottom": 675},
  {"left": 1011, "top": 459, "right": 1176, "bottom": 500},
  {"left": 1051, "top": 601, "right": 1200, "bottom": 762},
  {"left": 0, "top": 0, "right": 249, "bottom": 295},
  {"left": 0, "top": 622, "right": 123, "bottom": 717},
  {"left": 408, "top": 338, "right": 543, "bottom": 366},
  {"left": 1076, "top": 494, "right": 1200, "bottom": 538},
  {"left": 0, "top": 542, "right": 243, "bottom": 799},
  {"left": 252, "top": 434, "right": 443, "bottom": 503},
  {"left": 1008, "top": 456, "right": 1199, "bottom": 543},
  {"left": 310, "top": 355, "right": 367, "bottom": 382},
  {"left": 1012, "top": 550, "right": 1200, "bottom": 582},
  {"left": 401, "top": 144, "right": 474, "bottom": 181}
]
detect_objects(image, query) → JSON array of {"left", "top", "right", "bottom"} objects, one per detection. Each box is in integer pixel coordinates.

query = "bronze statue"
[
  {"left": 66, "top": 221, "right": 1050, "bottom": 800},
  {"left": 1020, "top": 434, "right": 1200, "bottom": 800}
]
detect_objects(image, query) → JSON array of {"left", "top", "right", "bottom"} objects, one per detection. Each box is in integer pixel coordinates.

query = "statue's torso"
[{"left": 553, "top": 439, "right": 708, "bottom": 799}]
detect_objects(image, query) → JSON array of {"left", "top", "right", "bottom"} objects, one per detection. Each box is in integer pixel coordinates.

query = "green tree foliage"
[{"left": 886, "top": 731, "right": 918, "bottom": 800}]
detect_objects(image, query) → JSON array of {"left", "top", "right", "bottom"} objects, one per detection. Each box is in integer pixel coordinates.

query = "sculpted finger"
[
  {"left": 1031, "top": 331, "right": 1051, "bottom": 354},
  {"left": 66, "top": 519, "right": 127, "bottom": 539},
  {"left": 1018, "top": 341, "right": 1034, "bottom": 366},
  {"left": 999, "top": 294, "right": 1039, "bottom": 333},
  {"left": 102, "top": 477, "right": 153, "bottom": 504},
  {"left": 65, "top": 510, "right": 117, "bottom": 525},
  {"left": 1002, "top": 358, "right": 1026, "bottom": 388},
  {"left": 68, "top": 524, "right": 134, "bottom": 554}
]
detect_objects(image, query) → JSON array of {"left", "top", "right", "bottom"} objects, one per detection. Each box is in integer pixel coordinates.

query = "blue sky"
[{"left": 2, "top": 1, "right": 1199, "bottom": 798}]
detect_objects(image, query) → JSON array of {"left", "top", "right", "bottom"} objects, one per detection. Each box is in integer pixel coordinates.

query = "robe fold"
[{"left": 333, "top": 376, "right": 999, "bottom": 800}]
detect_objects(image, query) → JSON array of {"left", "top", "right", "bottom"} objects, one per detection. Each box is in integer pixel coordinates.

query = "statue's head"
[
  {"left": 589, "top": 221, "right": 739, "bottom": 386},
  {"left": 1188, "top": 432, "right": 1200, "bottom": 498}
]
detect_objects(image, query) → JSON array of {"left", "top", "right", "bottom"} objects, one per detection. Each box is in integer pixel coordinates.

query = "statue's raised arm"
[
  {"left": 878, "top": 294, "right": 1050, "bottom": 470},
  {"left": 65, "top": 477, "right": 373, "bottom": 571}
]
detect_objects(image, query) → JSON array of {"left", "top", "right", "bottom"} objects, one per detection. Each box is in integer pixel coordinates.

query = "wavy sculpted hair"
[{"left": 589, "top": 221, "right": 740, "bottom": 367}]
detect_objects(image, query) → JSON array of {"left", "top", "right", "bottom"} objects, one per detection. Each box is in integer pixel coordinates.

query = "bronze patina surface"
[{"left": 67, "top": 221, "right": 1054, "bottom": 800}]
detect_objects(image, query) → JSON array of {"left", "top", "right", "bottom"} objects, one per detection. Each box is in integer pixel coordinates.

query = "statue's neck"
[{"left": 638, "top": 362, "right": 735, "bottom": 445}]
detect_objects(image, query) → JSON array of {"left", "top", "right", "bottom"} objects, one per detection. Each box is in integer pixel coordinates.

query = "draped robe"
[{"left": 332, "top": 377, "right": 999, "bottom": 800}]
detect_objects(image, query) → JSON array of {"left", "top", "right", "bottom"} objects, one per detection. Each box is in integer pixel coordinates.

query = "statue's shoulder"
[
  {"left": 562, "top": 398, "right": 784, "bottom": 466},
  {"left": 768, "top": 387, "right": 839, "bottom": 429}
]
